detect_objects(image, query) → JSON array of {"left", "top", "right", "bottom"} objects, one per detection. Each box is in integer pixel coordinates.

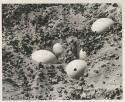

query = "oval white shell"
[
  {"left": 31, "top": 50, "right": 58, "bottom": 64},
  {"left": 79, "top": 49, "right": 87, "bottom": 60},
  {"left": 65, "top": 60, "right": 87, "bottom": 79},
  {"left": 53, "top": 43, "right": 64, "bottom": 56},
  {"left": 91, "top": 18, "right": 114, "bottom": 33}
]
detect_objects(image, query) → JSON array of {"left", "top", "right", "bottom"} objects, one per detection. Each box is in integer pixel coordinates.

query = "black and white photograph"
[{"left": 2, "top": 3, "right": 123, "bottom": 100}]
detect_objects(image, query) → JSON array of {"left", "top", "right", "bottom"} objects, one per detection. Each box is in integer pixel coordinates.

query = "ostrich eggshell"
[
  {"left": 53, "top": 43, "right": 64, "bottom": 56},
  {"left": 79, "top": 49, "right": 87, "bottom": 60},
  {"left": 91, "top": 18, "right": 114, "bottom": 33},
  {"left": 31, "top": 50, "right": 57, "bottom": 64},
  {"left": 65, "top": 60, "right": 87, "bottom": 79}
]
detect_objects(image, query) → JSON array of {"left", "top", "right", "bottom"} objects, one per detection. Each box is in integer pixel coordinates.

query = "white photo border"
[{"left": 0, "top": 0, "right": 125, "bottom": 102}]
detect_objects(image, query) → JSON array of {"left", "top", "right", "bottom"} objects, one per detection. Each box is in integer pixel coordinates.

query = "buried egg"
[
  {"left": 31, "top": 50, "right": 58, "bottom": 64},
  {"left": 65, "top": 60, "right": 87, "bottom": 79},
  {"left": 53, "top": 43, "right": 64, "bottom": 56},
  {"left": 79, "top": 49, "right": 87, "bottom": 60},
  {"left": 91, "top": 18, "right": 114, "bottom": 33}
]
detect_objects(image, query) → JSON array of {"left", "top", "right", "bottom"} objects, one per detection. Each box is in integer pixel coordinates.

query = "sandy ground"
[{"left": 2, "top": 3, "right": 122, "bottom": 100}]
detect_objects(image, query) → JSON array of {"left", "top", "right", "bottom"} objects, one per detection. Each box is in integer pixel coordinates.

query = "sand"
[{"left": 2, "top": 3, "right": 122, "bottom": 100}]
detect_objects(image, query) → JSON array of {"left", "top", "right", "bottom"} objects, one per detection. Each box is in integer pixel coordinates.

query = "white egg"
[
  {"left": 79, "top": 49, "right": 87, "bottom": 60},
  {"left": 65, "top": 60, "right": 87, "bottom": 79},
  {"left": 53, "top": 43, "right": 64, "bottom": 56},
  {"left": 31, "top": 50, "right": 58, "bottom": 64},
  {"left": 91, "top": 18, "right": 114, "bottom": 33}
]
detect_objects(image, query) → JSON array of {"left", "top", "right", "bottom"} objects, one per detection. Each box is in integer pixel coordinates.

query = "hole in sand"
[{"left": 74, "top": 68, "right": 77, "bottom": 71}]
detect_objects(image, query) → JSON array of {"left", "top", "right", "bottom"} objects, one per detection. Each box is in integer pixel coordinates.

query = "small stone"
[
  {"left": 94, "top": 70, "right": 99, "bottom": 74},
  {"left": 112, "top": 3, "right": 118, "bottom": 7},
  {"left": 81, "top": 92, "right": 86, "bottom": 98},
  {"left": 101, "top": 64, "right": 106, "bottom": 67},
  {"left": 51, "top": 79, "right": 58, "bottom": 84},
  {"left": 103, "top": 81, "right": 106, "bottom": 84},
  {"left": 90, "top": 84, "right": 94, "bottom": 88},
  {"left": 115, "top": 56, "right": 119, "bottom": 60},
  {"left": 84, "top": 73, "right": 88, "bottom": 77}
]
